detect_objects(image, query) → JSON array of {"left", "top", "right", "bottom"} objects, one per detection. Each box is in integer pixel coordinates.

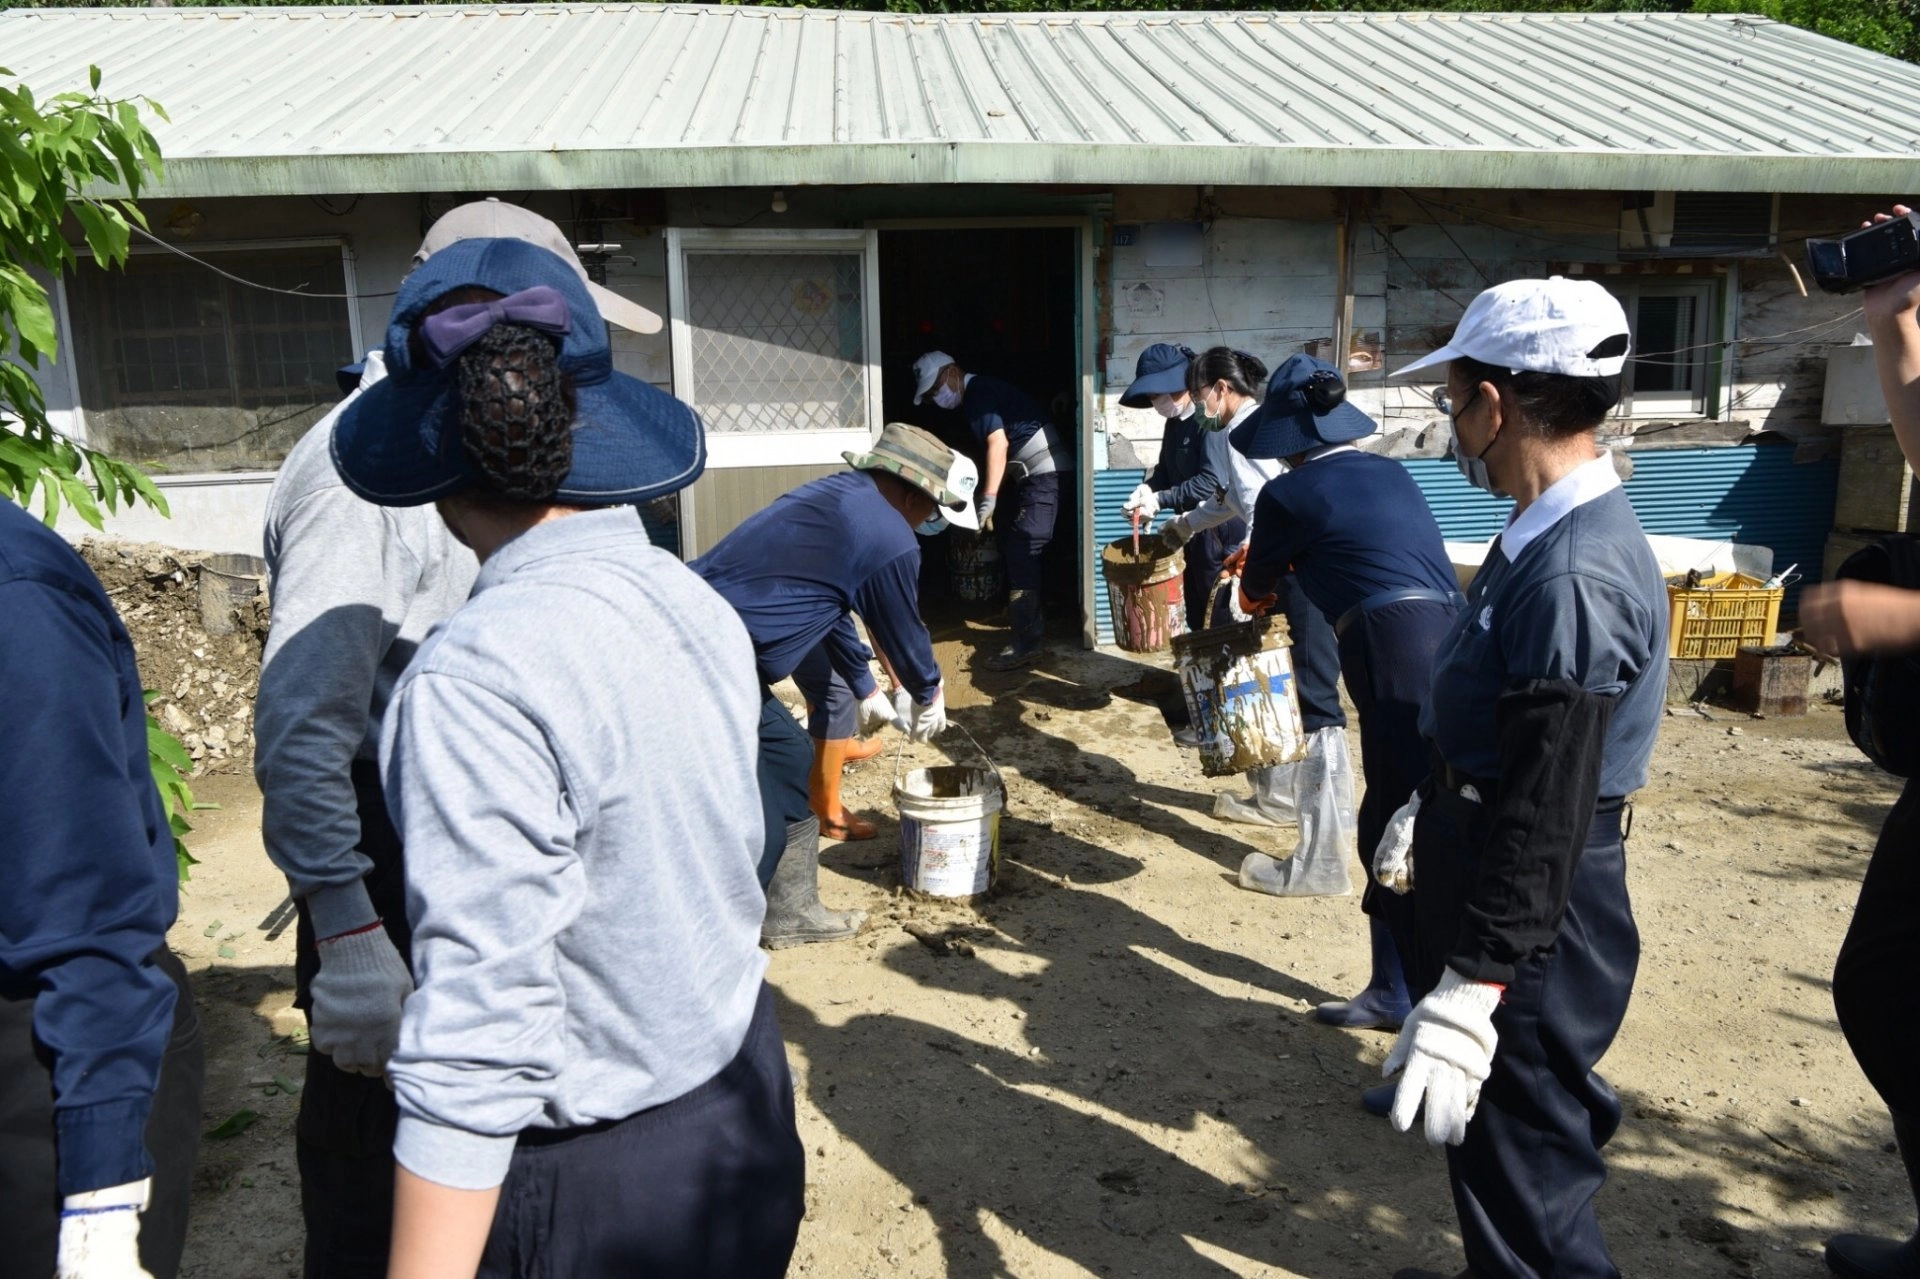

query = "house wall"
[{"left": 1098, "top": 186, "right": 1881, "bottom": 472}]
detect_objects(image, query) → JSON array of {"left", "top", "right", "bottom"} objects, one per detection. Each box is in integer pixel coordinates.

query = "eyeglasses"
[{"left": 1432, "top": 387, "right": 1479, "bottom": 419}]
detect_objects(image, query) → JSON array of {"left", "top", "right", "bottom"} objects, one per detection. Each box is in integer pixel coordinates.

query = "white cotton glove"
[
  {"left": 58, "top": 1179, "right": 153, "bottom": 1279},
  {"left": 1123, "top": 483, "right": 1160, "bottom": 520},
  {"left": 309, "top": 923, "right": 413, "bottom": 1077},
  {"left": 857, "top": 688, "right": 906, "bottom": 736},
  {"left": 1154, "top": 515, "right": 1194, "bottom": 555},
  {"left": 1371, "top": 789, "right": 1422, "bottom": 894},
  {"left": 1383, "top": 968, "right": 1503, "bottom": 1147},
  {"left": 892, "top": 685, "right": 949, "bottom": 744}
]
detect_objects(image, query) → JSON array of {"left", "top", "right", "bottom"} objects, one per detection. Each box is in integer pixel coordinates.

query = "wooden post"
[{"left": 1333, "top": 192, "right": 1355, "bottom": 374}]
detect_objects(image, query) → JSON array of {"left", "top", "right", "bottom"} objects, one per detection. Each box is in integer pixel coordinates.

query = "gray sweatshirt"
[
  {"left": 381, "top": 508, "right": 769, "bottom": 1191},
  {"left": 254, "top": 350, "right": 479, "bottom": 938}
]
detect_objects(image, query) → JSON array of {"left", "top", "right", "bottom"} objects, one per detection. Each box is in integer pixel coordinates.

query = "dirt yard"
[{"left": 156, "top": 610, "right": 1913, "bottom": 1279}]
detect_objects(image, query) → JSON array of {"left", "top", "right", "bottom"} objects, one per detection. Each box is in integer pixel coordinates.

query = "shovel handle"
[{"left": 1131, "top": 509, "right": 1142, "bottom": 558}]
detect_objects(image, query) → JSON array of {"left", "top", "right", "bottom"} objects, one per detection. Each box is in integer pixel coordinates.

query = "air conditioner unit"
[{"left": 1620, "top": 192, "right": 1777, "bottom": 257}]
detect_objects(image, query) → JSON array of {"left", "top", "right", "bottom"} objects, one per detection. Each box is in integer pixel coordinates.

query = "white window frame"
[
  {"left": 55, "top": 236, "right": 363, "bottom": 450},
  {"left": 1604, "top": 277, "right": 1721, "bottom": 420},
  {"left": 664, "top": 227, "right": 882, "bottom": 469}
]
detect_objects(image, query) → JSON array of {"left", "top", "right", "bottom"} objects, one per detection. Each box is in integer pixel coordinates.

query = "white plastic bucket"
[
  {"left": 1171, "top": 607, "right": 1306, "bottom": 779},
  {"left": 894, "top": 764, "right": 1004, "bottom": 898}
]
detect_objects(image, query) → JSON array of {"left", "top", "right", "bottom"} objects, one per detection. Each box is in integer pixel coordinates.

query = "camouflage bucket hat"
[{"left": 844, "top": 422, "right": 979, "bottom": 530}]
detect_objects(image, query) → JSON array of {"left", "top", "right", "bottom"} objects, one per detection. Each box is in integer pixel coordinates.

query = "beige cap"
[
  {"left": 844, "top": 423, "right": 979, "bottom": 530},
  {"left": 415, "top": 199, "right": 663, "bottom": 335}
]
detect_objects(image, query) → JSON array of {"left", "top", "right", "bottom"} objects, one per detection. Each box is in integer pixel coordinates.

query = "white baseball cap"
[
  {"left": 911, "top": 350, "right": 957, "bottom": 405},
  {"left": 415, "top": 198, "right": 663, "bottom": 336},
  {"left": 1396, "top": 277, "right": 1631, "bottom": 379}
]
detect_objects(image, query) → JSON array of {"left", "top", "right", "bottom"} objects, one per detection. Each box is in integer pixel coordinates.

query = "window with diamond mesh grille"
[
  {"left": 68, "top": 245, "right": 353, "bottom": 472},
  {"left": 684, "top": 252, "right": 866, "bottom": 434}
]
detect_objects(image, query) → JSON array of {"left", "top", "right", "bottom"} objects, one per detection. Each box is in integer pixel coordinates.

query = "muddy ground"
[{"left": 152, "top": 606, "right": 1913, "bottom": 1279}]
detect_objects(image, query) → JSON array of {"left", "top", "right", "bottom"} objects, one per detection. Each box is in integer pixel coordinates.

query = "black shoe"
[
  {"left": 1826, "top": 1111, "right": 1920, "bottom": 1279},
  {"left": 1825, "top": 1234, "right": 1920, "bottom": 1279}
]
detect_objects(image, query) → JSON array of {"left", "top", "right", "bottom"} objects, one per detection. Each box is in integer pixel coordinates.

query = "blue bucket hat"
[
  {"left": 1119, "top": 343, "right": 1197, "bottom": 409},
  {"left": 1230, "top": 354, "right": 1378, "bottom": 460},
  {"left": 331, "top": 237, "right": 704, "bottom": 507}
]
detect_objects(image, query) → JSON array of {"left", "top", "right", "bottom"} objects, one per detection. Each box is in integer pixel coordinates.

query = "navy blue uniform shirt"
[
  {"left": 692, "top": 471, "right": 942, "bottom": 702},
  {"left": 1242, "top": 449, "right": 1457, "bottom": 622},
  {"left": 960, "top": 375, "right": 1048, "bottom": 453},
  {"left": 1420, "top": 466, "right": 1668, "bottom": 798},
  {"left": 1145, "top": 408, "right": 1224, "bottom": 514},
  {"left": 0, "top": 499, "right": 179, "bottom": 1195}
]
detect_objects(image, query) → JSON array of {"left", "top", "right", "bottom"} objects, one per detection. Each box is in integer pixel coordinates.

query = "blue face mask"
[{"left": 915, "top": 513, "right": 950, "bottom": 537}]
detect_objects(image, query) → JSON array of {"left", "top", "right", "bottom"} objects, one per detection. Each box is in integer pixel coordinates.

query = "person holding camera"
[{"left": 1800, "top": 205, "right": 1920, "bottom": 1279}]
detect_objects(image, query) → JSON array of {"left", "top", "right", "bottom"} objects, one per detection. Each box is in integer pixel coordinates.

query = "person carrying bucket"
[
  {"left": 1154, "top": 349, "right": 1356, "bottom": 857},
  {"left": 692, "top": 422, "right": 974, "bottom": 947},
  {"left": 1117, "top": 343, "right": 1238, "bottom": 636},
  {"left": 913, "top": 351, "right": 1072, "bottom": 670},
  {"left": 1227, "top": 354, "right": 1461, "bottom": 1109},
  {"left": 330, "top": 236, "right": 805, "bottom": 1277},
  {"left": 1372, "top": 279, "right": 1666, "bottom": 1279}
]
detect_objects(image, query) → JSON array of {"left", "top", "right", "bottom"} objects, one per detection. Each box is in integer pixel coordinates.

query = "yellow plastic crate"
[{"left": 1666, "top": 572, "right": 1784, "bottom": 660}]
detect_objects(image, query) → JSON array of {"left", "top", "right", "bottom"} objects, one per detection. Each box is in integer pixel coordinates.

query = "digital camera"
[{"left": 1807, "top": 211, "right": 1920, "bottom": 294}]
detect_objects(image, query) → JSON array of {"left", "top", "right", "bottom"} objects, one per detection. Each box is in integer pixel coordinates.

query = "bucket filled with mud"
[
  {"left": 1171, "top": 604, "right": 1306, "bottom": 778},
  {"left": 894, "top": 762, "right": 1005, "bottom": 899},
  {"left": 1102, "top": 537, "right": 1185, "bottom": 653},
  {"left": 949, "top": 531, "right": 1004, "bottom": 605}
]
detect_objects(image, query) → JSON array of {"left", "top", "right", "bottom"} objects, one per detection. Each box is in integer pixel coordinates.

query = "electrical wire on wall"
[{"left": 119, "top": 216, "right": 398, "bottom": 300}]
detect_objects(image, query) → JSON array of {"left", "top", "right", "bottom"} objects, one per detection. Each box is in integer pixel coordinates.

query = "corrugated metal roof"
[{"left": 5, "top": 5, "right": 1920, "bottom": 198}]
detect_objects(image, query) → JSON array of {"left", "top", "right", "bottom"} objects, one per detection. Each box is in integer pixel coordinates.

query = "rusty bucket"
[{"left": 1102, "top": 537, "right": 1186, "bottom": 653}]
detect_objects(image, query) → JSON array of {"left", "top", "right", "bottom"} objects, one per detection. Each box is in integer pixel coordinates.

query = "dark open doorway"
[{"left": 878, "top": 226, "right": 1081, "bottom": 647}]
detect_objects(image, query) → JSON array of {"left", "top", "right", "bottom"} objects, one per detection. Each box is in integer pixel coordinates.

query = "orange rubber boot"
[{"left": 810, "top": 738, "right": 878, "bottom": 841}]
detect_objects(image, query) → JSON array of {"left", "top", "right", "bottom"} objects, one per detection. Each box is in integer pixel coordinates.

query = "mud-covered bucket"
[
  {"left": 1102, "top": 537, "right": 1186, "bottom": 653},
  {"left": 1171, "top": 592, "right": 1306, "bottom": 777},
  {"left": 893, "top": 732, "right": 1006, "bottom": 898},
  {"left": 199, "top": 553, "right": 266, "bottom": 636},
  {"left": 950, "top": 531, "right": 1004, "bottom": 605}
]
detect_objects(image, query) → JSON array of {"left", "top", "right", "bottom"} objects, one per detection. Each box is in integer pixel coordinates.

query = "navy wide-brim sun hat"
[
  {"left": 1119, "top": 342, "right": 1195, "bottom": 409},
  {"left": 331, "top": 237, "right": 704, "bottom": 507},
  {"left": 1230, "top": 353, "right": 1378, "bottom": 460}
]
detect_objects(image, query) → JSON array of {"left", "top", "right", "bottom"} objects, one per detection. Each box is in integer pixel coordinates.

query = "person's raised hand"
[
  {"left": 1861, "top": 206, "right": 1920, "bottom": 328},
  {"left": 1800, "top": 579, "right": 1920, "bottom": 658}
]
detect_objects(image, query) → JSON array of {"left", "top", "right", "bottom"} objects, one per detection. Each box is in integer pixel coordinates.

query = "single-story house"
[{"left": 7, "top": 3, "right": 1916, "bottom": 640}]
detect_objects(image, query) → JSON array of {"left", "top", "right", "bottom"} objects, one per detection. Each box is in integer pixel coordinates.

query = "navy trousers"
[
  {"left": 1410, "top": 790, "right": 1639, "bottom": 1279},
  {"left": 1182, "top": 516, "right": 1246, "bottom": 632},
  {"left": 477, "top": 984, "right": 805, "bottom": 1279},
  {"left": 790, "top": 641, "right": 860, "bottom": 741},
  {"left": 294, "top": 762, "right": 408, "bottom": 1279},
  {"left": 0, "top": 947, "right": 202, "bottom": 1279},
  {"left": 1833, "top": 776, "right": 1920, "bottom": 1117},
  {"left": 755, "top": 686, "right": 815, "bottom": 887},
  {"left": 1002, "top": 471, "right": 1061, "bottom": 597},
  {"left": 1279, "top": 574, "right": 1345, "bottom": 734},
  {"left": 1336, "top": 598, "right": 1455, "bottom": 944}
]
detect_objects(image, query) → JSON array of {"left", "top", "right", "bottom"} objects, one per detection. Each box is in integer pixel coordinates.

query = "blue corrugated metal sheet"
[
  {"left": 1093, "top": 469, "right": 1150, "bottom": 646},
  {"left": 1087, "top": 445, "right": 1838, "bottom": 637},
  {"left": 1405, "top": 444, "right": 1838, "bottom": 612}
]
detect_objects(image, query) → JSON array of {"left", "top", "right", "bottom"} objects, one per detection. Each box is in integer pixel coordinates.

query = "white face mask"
[
  {"left": 932, "top": 383, "right": 963, "bottom": 412},
  {"left": 1149, "top": 394, "right": 1186, "bottom": 419},
  {"left": 1447, "top": 389, "right": 1508, "bottom": 498}
]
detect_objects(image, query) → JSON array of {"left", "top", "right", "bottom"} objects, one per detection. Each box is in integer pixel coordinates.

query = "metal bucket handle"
[{"left": 891, "top": 718, "right": 1006, "bottom": 803}]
